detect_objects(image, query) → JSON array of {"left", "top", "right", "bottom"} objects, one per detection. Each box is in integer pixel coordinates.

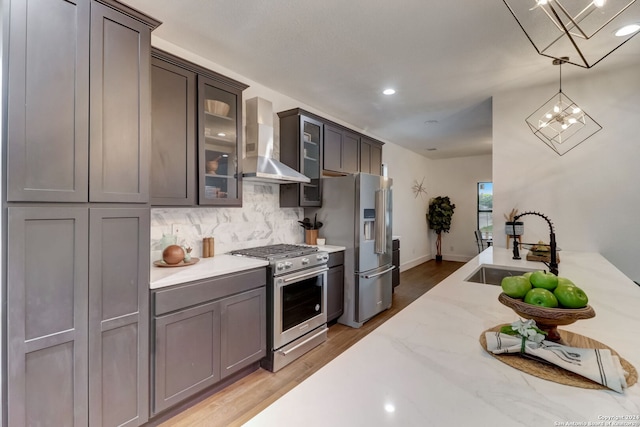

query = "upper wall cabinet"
[
  {"left": 360, "top": 137, "right": 383, "bottom": 175},
  {"left": 278, "top": 110, "right": 324, "bottom": 207},
  {"left": 150, "top": 54, "right": 197, "bottom": 206},
  {"left": 150, "top": 49, "right": 248, "bottom": 207},
  {"left": 323, "top": 124, "right": 359, "bottom": 175},
  {"left": 6, "top": 0, "right": 90, "bottom": 202},
  {"left": 6, "top": 0, "right": 160, "bottom": 203},
  {"left": 197, "top": 75, "right": 244, "bottom": 206}
]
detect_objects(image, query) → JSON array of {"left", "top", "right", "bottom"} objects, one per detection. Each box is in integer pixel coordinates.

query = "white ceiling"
[{"left": 122, "top": 0, "right": 640, "bottom": 159}]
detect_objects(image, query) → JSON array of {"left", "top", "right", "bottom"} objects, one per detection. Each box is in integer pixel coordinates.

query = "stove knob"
[
  {"left": 285, "top": 262, "right": 293, "bottom": 269},
  {"left": 301, "top": 257, "right": 309, "bottom": 265},
  {"left": 276, "top": 262, "right": 285, "bottom": 271},
  {"left": 317, "top": 254, "right": 328, "bottom": 262}
]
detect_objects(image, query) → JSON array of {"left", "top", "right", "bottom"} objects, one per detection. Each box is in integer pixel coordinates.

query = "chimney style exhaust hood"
[{"left": 243, "top": 97, "right": 311, "bottom": 184}]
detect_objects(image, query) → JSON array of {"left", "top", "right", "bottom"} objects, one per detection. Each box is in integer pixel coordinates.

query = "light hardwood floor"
[{"left": 159, "top": 259, "right": 464, "bottom": 427}]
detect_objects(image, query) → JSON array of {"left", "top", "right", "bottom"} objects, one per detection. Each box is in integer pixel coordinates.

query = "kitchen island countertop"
[{"left": 246, "top": 247, "right": 640, "bottom": 426}]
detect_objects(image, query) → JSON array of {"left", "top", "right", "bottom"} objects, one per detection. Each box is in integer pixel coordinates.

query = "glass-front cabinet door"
[
  {"left": 300, "top": 116, "right": 322, "bottom": 206},
  {"left": 198, "top": 76, "right": 242, "bottom": 206}
]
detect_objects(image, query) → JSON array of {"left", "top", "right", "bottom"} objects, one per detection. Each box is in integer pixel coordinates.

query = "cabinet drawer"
[{"left": 153, "top": 268, "right": 266, "bottom": 316}]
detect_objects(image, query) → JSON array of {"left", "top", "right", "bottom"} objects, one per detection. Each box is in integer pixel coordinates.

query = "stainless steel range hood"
[{"left": 243, "top": 97, "right": 310, "bottom": 184}]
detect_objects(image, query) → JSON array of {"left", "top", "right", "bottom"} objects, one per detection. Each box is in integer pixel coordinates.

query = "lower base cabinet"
[
  {"left": 327, "top": 251, "right": 345, "bottom": 322},
  {"left": 392, "top": 239, "right": 400, "bottom": 289},
  {"left": 151, "top": 269, "right": 266, "bottom": 416}
]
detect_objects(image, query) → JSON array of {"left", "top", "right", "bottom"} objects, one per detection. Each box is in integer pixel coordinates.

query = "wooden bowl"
[
  {"left": 205, "top": 100, "right": 230, "bottom": 116},
  {"left": 498, "top": 292, "right": 595, "bottom": 341}
]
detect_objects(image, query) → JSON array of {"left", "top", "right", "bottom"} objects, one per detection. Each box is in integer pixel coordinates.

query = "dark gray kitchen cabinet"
[
  {"left": 279, "top": 110, "right": 323, "bottom": 207},
  {"left": 326, "top": 251, "right": 345, "bottom": 322},
  {"left": 220, "top": 288, "right": 267, "bottom": 379},
  {"left": 360, "top": 137, "right": 383, "bottom": 175},
  {"left": 392, "top": 238, "right": 400, "bottom": 290},
  {"left": 149, "top": 49, "right": 248, "bottom": 207},
  {"left": 6, "top": 0, "right": 90, "bottom": 202},
  {"left": 153, "top": 300, "right": 221, "bottom": 414},
  {"left": 198, "top": 75, "right": 244, "bottom": 206},
  {"left": 6, "top": 0, "right": 158, "bottom": 204},
  {"left": 150, "top": 52, "right": 197, "bottom": 205},
  {"left": 151, "top": 268, "right": 266, "bottom": 416},
  {"left": 323, "top": 125, "right": 359, "bottom": 175},
  {"left": 7, "top": 206, "right": 151, "bottom": 427},
  {"left": 89, "top": 1, "right": 154, "bottom": 203},
  {"left": 7, "top": 207, "right": 90, "bottom": 426},
  {"left": 88, "top": 208, "right": 150, "bottom": 427}
]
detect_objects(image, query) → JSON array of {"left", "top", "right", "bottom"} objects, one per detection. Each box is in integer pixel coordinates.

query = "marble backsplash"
[{"left": 151, "top": 182, "right": 304, "bottom": 260}]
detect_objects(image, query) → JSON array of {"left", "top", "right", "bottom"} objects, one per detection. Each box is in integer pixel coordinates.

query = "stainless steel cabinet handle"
[
  {"left": 278, "top": 327, "right": 328, "bottom": 356},
  {"left": 362, "top": 266, "right": 395, "bottom": 279},
  {"left": 282, "top": 267, "right": 329, "bottom": 283}
]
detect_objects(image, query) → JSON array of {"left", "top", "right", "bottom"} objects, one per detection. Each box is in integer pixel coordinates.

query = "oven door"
[{"left": 273, "top": 265, "right": 328, "bottom": 350}]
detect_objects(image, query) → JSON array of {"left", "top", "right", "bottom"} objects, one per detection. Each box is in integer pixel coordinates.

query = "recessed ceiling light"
[
  {"left": 382, "top": 88, "right": 396, "bottom": 95},
  {"left": 615, "top": 23, "right": 640, "bottom": 37}
]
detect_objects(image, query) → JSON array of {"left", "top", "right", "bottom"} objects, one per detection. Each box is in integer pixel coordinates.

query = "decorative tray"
[
  {"left": 479, "top": 324, "right": 637, "bottom": 390},
  {"left": 153, "top": 258, "right": 200, "bottom": 268}
]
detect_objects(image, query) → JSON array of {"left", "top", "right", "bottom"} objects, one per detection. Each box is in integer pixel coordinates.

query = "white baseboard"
[{"left": 400, "top": 253, "right": 432, "bottom": 272}]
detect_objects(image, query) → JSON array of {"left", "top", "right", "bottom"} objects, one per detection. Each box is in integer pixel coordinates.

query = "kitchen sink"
[{"left": 464, "top": 265, "right": 537, "bottom": 286}]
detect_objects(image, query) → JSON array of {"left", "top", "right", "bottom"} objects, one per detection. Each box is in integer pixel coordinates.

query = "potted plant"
[
  {"left": 504, "top": 208, "right": 524, "bottom": 236},
  {"left": 426, "top": 196, "right": 456, "bottom": 262}
]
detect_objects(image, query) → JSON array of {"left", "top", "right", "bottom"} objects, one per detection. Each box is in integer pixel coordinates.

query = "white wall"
[
  {"left": 383, "top": 142, "right": 433, "bottom": 270},
  {"left": 493, "top": 64, "right": 640, "bottom": 281},
  {"left": 427, "top": 155, "right": 493, "bottom": 262}
]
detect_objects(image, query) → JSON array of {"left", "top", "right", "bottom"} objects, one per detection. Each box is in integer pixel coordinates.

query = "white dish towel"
[{"left": 485, "top": 331, "right": 628, "bottom": 393}]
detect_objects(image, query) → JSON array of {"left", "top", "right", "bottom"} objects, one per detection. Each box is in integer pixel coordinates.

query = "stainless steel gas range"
[{"left": 231, "top": 244, "right": 329, "bottom": 372}]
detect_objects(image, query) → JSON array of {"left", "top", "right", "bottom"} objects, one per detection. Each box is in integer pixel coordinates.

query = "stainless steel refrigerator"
[{"left": 306, "top": 173, "right": 393, "bottom": 328}]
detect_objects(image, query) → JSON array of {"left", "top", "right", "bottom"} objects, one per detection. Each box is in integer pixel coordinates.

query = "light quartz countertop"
[
  {"left": 150, "top": 245, "right": 346, "bottom": 289},
  {"left": 246, "top": 247, "right": 640, "bottom": 426}
]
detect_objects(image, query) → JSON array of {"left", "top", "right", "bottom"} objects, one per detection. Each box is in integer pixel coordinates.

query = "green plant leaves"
[{"left": 426, "top": 196, "right": 456, "bottom": 234}]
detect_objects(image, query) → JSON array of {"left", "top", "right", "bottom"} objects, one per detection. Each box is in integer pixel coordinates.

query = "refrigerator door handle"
[
  {"left": 361, "top": 266, "right": 395, "bottom": 279},
  {"left": 375, "top": 189, "right": 387, "bottom": 254}
]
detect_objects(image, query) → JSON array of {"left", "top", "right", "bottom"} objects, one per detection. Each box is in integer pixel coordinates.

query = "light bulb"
[
  {"left": 540, "top": 122, "right": 548, "bottom": 128},
  {"left": 383, "top": 88, "right": 396, "bottom": 95},
  {"left": 545, "top": 113, "right": 552, "bottom": 119},
  {"left": 537, "top": 0, "right": 548, "bottom": 5},
  {"left": 572, "top": 107, "right": 581, "bottom": 114},
  {"left": 561, "top": 123, "right": 568, "bottom": 130},
  {"left": 568, "top": 118, "right": 577, "bottom": 124},
  {"left": 553, "top": 105, "right": 560, "bottom": 113},
  {"left": 593, "top": 0, "right": 606, "bottom": 7}
]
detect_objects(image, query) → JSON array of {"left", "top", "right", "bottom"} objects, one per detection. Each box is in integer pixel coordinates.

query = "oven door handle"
[
  {"left": 282, "top": 267, "right": 329, "bottom": 283},
  {"left": 361, "top": 266, "right": 395, "bottom": 279},
  {"left": 278, "top": 327, "right": 328, "bottom": 356}
]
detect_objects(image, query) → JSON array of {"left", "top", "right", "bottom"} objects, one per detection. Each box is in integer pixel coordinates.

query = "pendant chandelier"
[
  {"left": 525, "top": 57, "right": 602, "bottom": 155},
  {"left": 502, "top": 0, "right": 640, "bottom": 68}
]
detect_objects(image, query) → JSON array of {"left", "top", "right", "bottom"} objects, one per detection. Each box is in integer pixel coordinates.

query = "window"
[{"left": 478, "top": 182, "right": 493, "bottom": 238}]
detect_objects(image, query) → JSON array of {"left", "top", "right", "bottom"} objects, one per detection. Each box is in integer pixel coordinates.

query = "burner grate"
[{"left": 230, "top": 243, "right": 318, "bottom": 260}]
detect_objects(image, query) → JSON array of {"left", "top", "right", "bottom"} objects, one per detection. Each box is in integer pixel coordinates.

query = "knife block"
[{"left": 305, "top": 229, "right": 318, "bottom": 245}]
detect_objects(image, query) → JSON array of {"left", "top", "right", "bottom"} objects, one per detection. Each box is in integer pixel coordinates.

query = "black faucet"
[{"left": 511, "top": 211, "right": 559, "bottom": 276}]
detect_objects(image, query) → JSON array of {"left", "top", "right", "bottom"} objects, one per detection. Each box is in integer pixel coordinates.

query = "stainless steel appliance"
[
  {"left": 230, "top": 244, "right": 329, "bottom": 372},
  {"left": 307, "top": 173, "right": 393, "bottom": 328}
]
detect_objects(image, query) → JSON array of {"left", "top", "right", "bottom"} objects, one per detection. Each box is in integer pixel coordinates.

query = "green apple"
[
  {"left": 556, "top": 277, "right": 575, "bottom": 287},
  {"left": 530, "top": 271, "right": 559, "bottom": 291},
  {"left": 524, "top": 288, "right": 559, "bottom": 308},
  {"left": 523, "top": 271, "right": 534, "bottom": 282},
  {"left": 501, "top": 276, "right": 532, "bottom": 298},
  {"left": 554, "top": 285, "right": 589, "bottom": 309}
]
